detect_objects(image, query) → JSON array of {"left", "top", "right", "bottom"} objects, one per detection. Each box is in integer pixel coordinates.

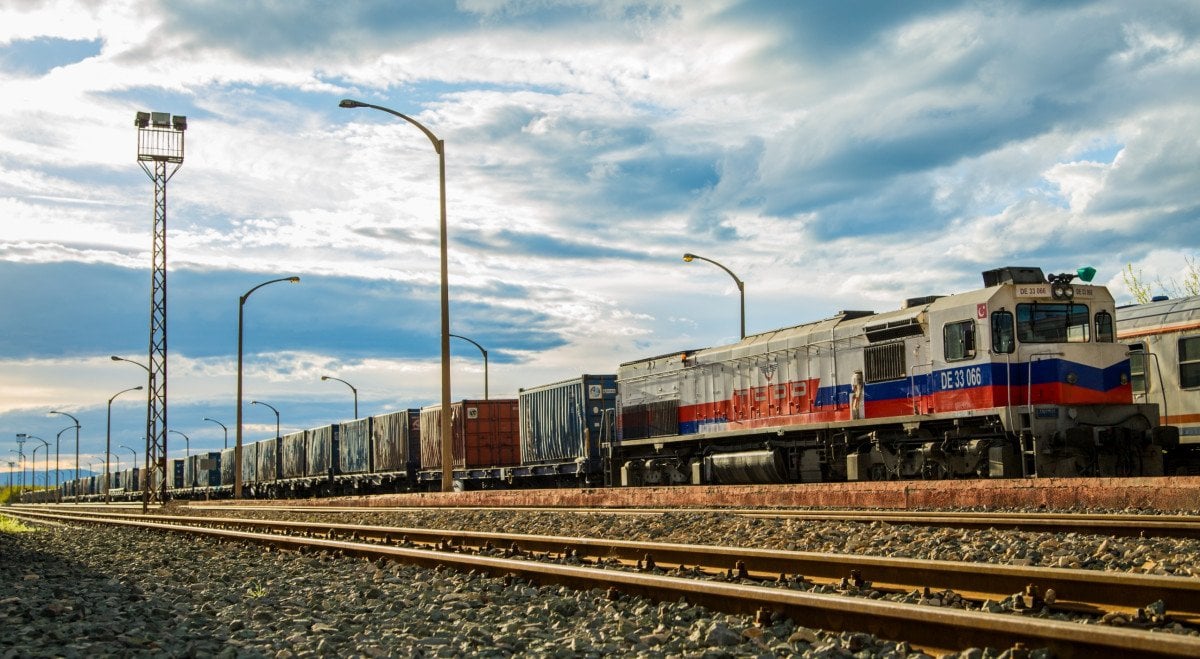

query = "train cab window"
[
  {"left": 991, "top": 311, "right": 1015, "bottom": 354},
  {"left": 1016, "top": 303, "right": 1090, "bottom": 343},
  {"left": 1128, "top": 342, "right": 1146, "bottom": 394},
  {"left": 1095, "top": 310, "right": 1114, "bottom": 343},
  {"left": 943, "top": 320, "right": 976, "bottom": 361},
  {"left": 1181, "top": 337, "right": 1200, "bottom": 389}
]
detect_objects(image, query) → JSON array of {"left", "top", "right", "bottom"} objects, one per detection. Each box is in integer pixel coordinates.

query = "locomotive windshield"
[{"left": 1016, "top": 303, "right": 1091, "bottom": 343}]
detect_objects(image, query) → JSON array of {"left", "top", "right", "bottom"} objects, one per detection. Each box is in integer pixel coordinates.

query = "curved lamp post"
[
  {"left": 449, "top": 334, "right": 488, "bottom": 400},
  {"left": 119, "top": 444, "right": 137, "bottom": 470},
  {"left": 203, "top": 417, "right": 228, "bottom": 449},
  {"left": 682, "top": 253, "right": 746, "bottom": 340},
  {"left": 111, "top": 355, "right": 152, "bottom": 502},
  {"left": 54, "top": 425, "right": 73, "bottom": 501},
  {"left": 49, "top": 410, "right": 80, "bottom": 497},
  {"left": 8, "top": 448, "right": 21, "bottom": 493},
  {"left": 106, "top": 385, "right": 143, "bottom": 503},
  {"left": 168, "top": 430, "right": 190, "bottom": 488},
  {"left": 236, "top": 276, "right": 300, "bottom": 499},
  {"left": 320, "top": 375, "right": 358, "bottom": 419},
  {"left": 339, "top": 98, "right": 452, "bottom": 492},
  {"left": 250, "top": 400, "right": 280, "bottom": 440},
  {"left": 29, "top": 437, "right": 49, "bottom": 494}
]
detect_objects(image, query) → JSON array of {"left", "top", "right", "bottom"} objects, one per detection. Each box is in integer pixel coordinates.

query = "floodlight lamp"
[
  {"left": 683, "top": 253, "right": 695, "bottom": 262},
  {"left": 151, "top": 111, "right": 170, "bottom": 127},
  {"left": 1076, "top": 266, "right": 1096, "bottom": 283},
  {"left": 135, "top": 112, "right": 150, "bottom": 128},
  {"left": 172, "top": 116, "right": 187, "bottom": 131},
  {"left": 16, "top": 433, "right": 27, "bottom": 438}
]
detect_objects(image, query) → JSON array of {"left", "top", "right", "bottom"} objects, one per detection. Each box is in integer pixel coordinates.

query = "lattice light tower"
[{"left": 135, "top": 111, "right": 186, "bottom": 510}]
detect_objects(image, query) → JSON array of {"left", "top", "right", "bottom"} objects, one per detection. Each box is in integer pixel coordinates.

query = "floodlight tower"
[{"left": 135, "top": 110, "right": 186, "bottom": 511}]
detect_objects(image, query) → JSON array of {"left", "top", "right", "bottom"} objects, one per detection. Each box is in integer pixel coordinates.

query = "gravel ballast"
[{"left": 1, "top": 516, "right": 947, "bottom": 658}]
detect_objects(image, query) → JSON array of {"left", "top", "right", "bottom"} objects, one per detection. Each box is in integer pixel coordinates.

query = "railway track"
[
  {"left": 173, "top": 501, "right": 1200, "bottom": 539},
  {"left": 7, "top": 506, "right": 1200, "bottom": 657}
]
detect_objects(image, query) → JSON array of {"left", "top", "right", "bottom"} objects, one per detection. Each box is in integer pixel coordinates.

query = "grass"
[{"left": 0, "top": 514, "right": 35, "bottom": 533}]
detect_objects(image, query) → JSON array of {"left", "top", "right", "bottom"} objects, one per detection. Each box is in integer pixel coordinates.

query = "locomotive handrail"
[{"left": 1129, "top": 349, "right": 1169, "bottom": 422}]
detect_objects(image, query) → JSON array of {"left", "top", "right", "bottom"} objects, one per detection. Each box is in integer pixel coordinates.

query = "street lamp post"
[
  {"left": 339, "top": 98, "right": 452, "bottom": 492},
  {"left": 14, "top": 435, "right": 25, "bottom": 492},
  {"left": 111, "top": 355, "right": 154, "bottom": 508},
  {"left": 49, "top": 410, "right": 80, "bottom": 493},
  {"left": 250, "top": 401, "right": 280, "bottom": 440},
  {"left": 54, "top": 425, "right": 73, "bottom": 501},
  {"left": 119, "top": 444, "right": 137, "bottom": 471},
  {"left": 7, "top": 450, "right": 19, "bottom": 494},
  {"left": 168, "top": 430, "right": 189, "bottom": 488},
  {"left": 106, "top": 385, "right": 143, "bottom": 503},
  {"left": 30, "top": 437, "right": 49, "bottom": 496},
  {"left": 168, "top": 430, "right": 190, "bottom": 460},
  {"left": 449, "top": 334, "right": 488, "bottom": 400},
  {"left": 320, "top": 376, "right": 358, "bottom": 419},
  {"left": 682, "top": 253, "right": 746, "bottom": 340},
  {"left": 236, "top": 276, "right": 300, "bottom": 499},
  {"left": 203, "top": 417, "right": 228, "bottom": 449}
]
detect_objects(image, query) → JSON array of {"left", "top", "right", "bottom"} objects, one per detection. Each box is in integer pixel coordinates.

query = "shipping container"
[
  {"left": 338, "top": 418, "right": 371, "bottom": 475},
  {"left": 280, "top": 431, "right": 306, "bottom": 479},
  {"left": 420, "top": 399, "right": 520, "bottom": 470},
  {"left": 519, "top": 374, "right": 617, "bottom": 465},
  {"left": 121, "top": 467, "right": 140, "bottom": 492},
  {"left": 372, "top": 409, "right": 420, "bottom": 474},
  {"left": 241, "top": 440, "right": 258, "bottom": 486},
  {"left": 186, "top": 451, "right": 221, "bottom": 488},
  {"left": 256, "top": 437, "right": 279, "bottom": 483},
  {"left": 170, "top": 459, "right": 186, "bottom": 489},
  {"left": 307, "top": 425, "right": 336, "bottom": 478},
  {"left": 220, "top": 447, "right": 235, "bottom": 486}
]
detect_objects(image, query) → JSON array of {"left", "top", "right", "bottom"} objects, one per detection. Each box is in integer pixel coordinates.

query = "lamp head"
[
  {"left": 16, "top": 433, "right": 26, "bottom": 438},
  {"left": 321, "top": 376, "right": 330, "bottom": 381},
  {"left": 110, "top": 355, "right": 121, "bottom": 361},
  {"left": 287, "top": 276, "right": 300, "bottom": 283},
  {"left": 339, "top": 99, "right": 364, "bottom": 109},
  {"left": 134, "top": 111, "right": 150, "bottom": 128},
  {"left": 134, "top": 386, "right": 144, "bottom": 391},
  {"left": 683, "top": 253, "right": 695, "bottom": 262}
]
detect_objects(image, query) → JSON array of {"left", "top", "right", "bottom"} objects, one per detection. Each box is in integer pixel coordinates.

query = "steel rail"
[
  {"left": 13, "top": 507, "right": 1200, "bottom": 622},
  {"left": 174, "top": 502, "right": 1200, "bottom": 539},
  {"left": 4, "top": 508, "right": 1200, "bottom": 658}
]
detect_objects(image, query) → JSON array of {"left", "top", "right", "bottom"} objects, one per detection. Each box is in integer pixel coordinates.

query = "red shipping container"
[{"left": 420, "top": 399, "right": 520, "bottom": 470}]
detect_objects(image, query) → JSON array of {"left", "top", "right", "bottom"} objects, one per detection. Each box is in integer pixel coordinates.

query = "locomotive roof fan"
[{"left": 1048, "top": 266, "right": 1097, "bottom": 301}]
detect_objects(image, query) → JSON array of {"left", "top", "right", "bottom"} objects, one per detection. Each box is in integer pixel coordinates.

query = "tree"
[{"left": 1122, "top": 256, "right": 1200, "bottom": 303}]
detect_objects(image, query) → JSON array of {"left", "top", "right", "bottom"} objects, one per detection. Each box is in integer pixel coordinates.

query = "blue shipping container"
[{"left": 519, "top": 374, "right": 617, "bottom": 465}]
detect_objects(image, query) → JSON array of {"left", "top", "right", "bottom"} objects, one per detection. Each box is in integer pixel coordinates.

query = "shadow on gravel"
[{"left": 0, "top": 523, "right": 232, "bottom": 657}]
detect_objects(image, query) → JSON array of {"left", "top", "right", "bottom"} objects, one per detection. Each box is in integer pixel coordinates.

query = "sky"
[{"left": 2, "top": 0, "right": 1199, "bottom": 482}]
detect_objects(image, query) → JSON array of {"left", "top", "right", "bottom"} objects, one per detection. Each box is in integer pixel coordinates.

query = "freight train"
[{"left": 32, "top": 266, "right": 1198, "bottom": 503}]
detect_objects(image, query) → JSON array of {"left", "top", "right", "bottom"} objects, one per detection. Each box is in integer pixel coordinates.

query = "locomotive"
[
  {"left": 40, "top": 265, "right": 1185, "bottom": 503},
  {"left": 615, "top": 265, "right": 1175, "bottom": 485}
]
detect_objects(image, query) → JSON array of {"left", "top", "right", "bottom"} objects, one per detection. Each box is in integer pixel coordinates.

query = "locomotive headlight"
[
  {"left": 1067, "top": 408, "right": 1078, "bottom": 420},
  {"left": 1066, "top": 371, "right": 1078, "bottom": 385},
  {"left": 1120, "top": 372, "right": 1129, "bottom": 385}
]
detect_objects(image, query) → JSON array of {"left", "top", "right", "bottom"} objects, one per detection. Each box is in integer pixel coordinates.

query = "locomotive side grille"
[
  {"left": 865, "top": 342, "right": 906, "bottom": 383},
  {"left": 619, "top": 400, "right": 680, "bottom": 440}
]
